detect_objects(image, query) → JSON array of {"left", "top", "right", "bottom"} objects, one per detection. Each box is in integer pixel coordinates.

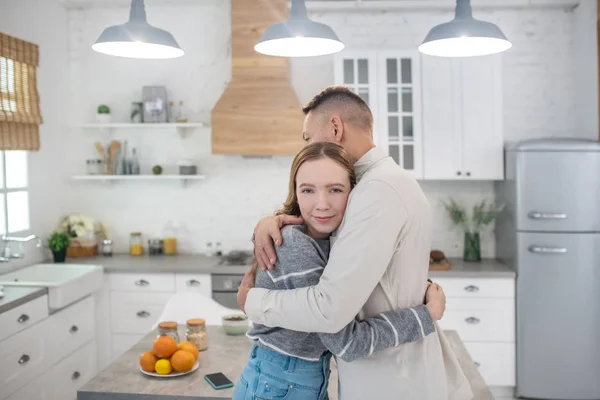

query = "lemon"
[{"left": 155, "top": 359, "right": 172, "bottom": 375}]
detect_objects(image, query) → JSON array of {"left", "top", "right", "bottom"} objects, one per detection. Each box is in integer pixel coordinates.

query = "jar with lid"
[
  {"left": 101, "top": 239, "right": 113, "bottom": 257},
  {"left": 157, "top": 321, "right": 180, "bottom": 342},
  {"left": 129, "top": 232, "right": 144, "bottom": 256},
  {"left": 186, "top": 319, "right": 207, "bottom": 351},
  {"left": 148, "top": 239, "right": 163, "bottom": 256}
]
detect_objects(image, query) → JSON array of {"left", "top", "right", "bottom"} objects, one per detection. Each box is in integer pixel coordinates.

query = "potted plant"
[
  {"left": 441, "top": 198, "right": 504, "bottom": 262},
  {"left": 96, "top": 104, "right": 111, "bottom": 123},
  {"left": 48, "top": 231, "right": 71, "bottom": 263}
]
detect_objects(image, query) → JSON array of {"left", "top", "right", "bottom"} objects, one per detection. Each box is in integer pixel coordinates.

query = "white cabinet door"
[
  {"left": 421, "top": 56, "right": 463, "bottom": 179},
  {"left": 334, "top": 50, "right": 423, "bottom": 178},
  {"left": 47, "top": 340, "right": 97, "bottom": 400},
  {"left": 334, "top": 51, "right": 380, "bottom": 142},
  {"left": 108, "top": 272, "right": 175, "bottom": 292},
  {"left": 461, "top": 55, "right": 504, "bottom": 180},
  {"left": 377, "top": 51, "right": 423, "bottom": 178},
  {"left": 111, "top": 333, "right": 144, "bottom": 361},
  {"left": 110, "top": 291, "right": 173, "bottom": 334},
  {"left": 464, "top": 342, "right": 516, "bottom": 387},
  {"left": 48, "top": 295, "right": 95, "bottom": 364},
  {"left": 421, "top": 54, "right": 503, "bottom": 180},
  {"left": 5, "top": 375, "right": 48, "bottom": 400},
  {"left": 0, "top": 294, "right": 48, "bottom": 343},
  {"left": 175, "top": 273, "right": 212, "bottom": 297}
]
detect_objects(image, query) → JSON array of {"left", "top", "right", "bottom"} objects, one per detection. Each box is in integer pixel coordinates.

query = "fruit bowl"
[
  {"left": 140, "top": 360, "right": 200, "bottom": 378},
  {"left": 222, "top": 313, "right": 249, "bottom": 336}
]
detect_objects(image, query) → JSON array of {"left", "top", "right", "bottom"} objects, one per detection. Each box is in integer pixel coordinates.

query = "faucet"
[{"left": 0, "top": 235, "right": 43, "bottom": 262}]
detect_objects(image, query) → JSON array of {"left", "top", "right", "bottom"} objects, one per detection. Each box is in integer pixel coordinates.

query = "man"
[{"left": 238, "top": 86, "right": 473, "bottom": 400}]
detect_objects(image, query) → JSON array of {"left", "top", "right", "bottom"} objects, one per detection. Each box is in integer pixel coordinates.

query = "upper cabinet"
[
  {"left": 334, "top": 50, "right": 423, "bottom": 179},
  {"left": 421, "top": 54, "right": 504, "bottom": 180},
  {"left": 335, "top": 50, "right": 504, "bottom": 181}
]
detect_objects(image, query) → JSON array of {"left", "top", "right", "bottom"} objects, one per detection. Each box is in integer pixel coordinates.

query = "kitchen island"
[{"left": 78, "top": 325, "right": 494, "bottom": 400}]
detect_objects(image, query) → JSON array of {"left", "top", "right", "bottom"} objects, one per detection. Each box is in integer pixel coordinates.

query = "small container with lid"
[
  {"left": 101, "top": 239, "right": 113, "bottom": 257},
  {"left": 186, "top": 318, "right": 207, "bottom": 351},
  {"left": 129, "top": 232, "right": 144, "bottom": 256},
  {"left": 148, "top": 239, "right": 164, "bottom": 255},
  {"left": 157, "top": 321, "right": 180, "bottom": 342}
]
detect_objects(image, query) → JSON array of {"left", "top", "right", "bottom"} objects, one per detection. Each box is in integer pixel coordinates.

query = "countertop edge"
[{"left": 0, "top": 286, "right": 48, "bottom": 315}]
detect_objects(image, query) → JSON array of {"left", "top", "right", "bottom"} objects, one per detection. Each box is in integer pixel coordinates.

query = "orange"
[
  {"left": 152, "top": 336, "right": 177, "bottom": 359},
  {"left": 139, "top": 351, "right": 158, "bottom": 372},
  {"left": 177, "top": 341, "right": 199, "bottom": 361},
  {"left": 170, "top": 350, "right": 195, "bottom": 373}
]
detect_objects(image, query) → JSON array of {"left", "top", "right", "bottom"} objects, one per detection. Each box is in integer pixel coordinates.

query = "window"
[
  {"left": 0, "top": 151, "right": 29, "bottom": 235},
  {"left": 0, "top": 32, "right": 43, "bottom": 152}
]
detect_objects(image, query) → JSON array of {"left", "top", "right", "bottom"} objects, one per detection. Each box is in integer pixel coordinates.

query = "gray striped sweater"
[{"left": 247, "top": 225, "right": 435, "bottom": 362}]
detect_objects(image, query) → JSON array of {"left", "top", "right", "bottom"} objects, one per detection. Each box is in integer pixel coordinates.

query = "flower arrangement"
[
  {"left": 441, "top": 198, "right": 504, "bottom": 262},
  {"left": 59, "top": 214, "right": 107, "bottom": 257}
]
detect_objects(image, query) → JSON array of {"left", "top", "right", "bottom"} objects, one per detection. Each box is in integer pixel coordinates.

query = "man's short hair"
[{"left": 302, "top": 85, "right": 374, "bottom": 134}]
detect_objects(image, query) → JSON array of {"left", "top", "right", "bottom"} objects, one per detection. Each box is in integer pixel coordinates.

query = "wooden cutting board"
[{"left": 211, "top": 0, "right": 305, "bottom": 155}]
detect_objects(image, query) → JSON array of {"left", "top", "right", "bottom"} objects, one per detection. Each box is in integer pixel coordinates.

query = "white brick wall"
[{"left": 5, "top": 1, "right": 594, "bottom": 261}]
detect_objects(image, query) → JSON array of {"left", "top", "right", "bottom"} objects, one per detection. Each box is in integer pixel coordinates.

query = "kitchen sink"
[{"left": 0, "top": 264, "right": 103, "bottom": 310}]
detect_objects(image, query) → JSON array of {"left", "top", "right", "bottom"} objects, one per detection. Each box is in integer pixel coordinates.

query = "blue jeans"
[{"left": 233, "top": 343, "right": 331, "bottom": 400}]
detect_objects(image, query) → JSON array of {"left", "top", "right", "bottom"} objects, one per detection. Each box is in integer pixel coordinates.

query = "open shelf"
[
  {"left": 77, "top": 122, "right": 209, "bottom": 129},
  {"left": 71, "top": 174, "right": 206, "bottom": 187}
]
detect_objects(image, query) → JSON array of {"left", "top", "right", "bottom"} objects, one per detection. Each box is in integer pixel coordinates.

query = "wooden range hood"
[{"left": 211, "top": 0, "right": 305, "bottom": 155}]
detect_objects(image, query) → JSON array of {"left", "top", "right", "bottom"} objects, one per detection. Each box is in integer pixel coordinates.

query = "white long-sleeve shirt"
[{"left": 246, "top": 147, "right": 473, "bottom": 400}]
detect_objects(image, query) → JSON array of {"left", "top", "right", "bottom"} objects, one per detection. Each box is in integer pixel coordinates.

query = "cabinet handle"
[
  {"left": 464, "top": 285, "right": 479, "bottom": 293},
  {"left": 18, "top": 354, "right": 30, "bottom": 365},
  {"left": 466, "top": 172, "right": 471, "bottom": 177},
  {"left": 72, "top": 371, "right": 81, "bottom": 380},
  {"left": 17, "top": 314, "right": 29, "bottom": 323},
  {"left": 186, "top": 279, "right": 201, "bottom": 287},
  {"left": 528, "top": 211, "right": 567, "bottom": 220},
  {"left": 135, "top": 279, "right": 150, "bottom": 286},
  {"left": 70, "top": 325, "right": 79, "bottom": 333},
  {"left": 456, "top": 171, "right": 462, "bottom": 176},
  {"left": 137, "top": 310, "right": 151, "bottom": 318},
  {"left": 474, "top": 361, "right": 481, "bottom": 367},
  {"left": 465, "top": 317, "right": 480, "bottom": 324},
  {"left": 528, "top": 245, "right": 567, "bottom": 254}
]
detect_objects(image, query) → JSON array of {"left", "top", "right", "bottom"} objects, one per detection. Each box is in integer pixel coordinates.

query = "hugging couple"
[{"left": 234, "top": 85, "right": 473, "bottom": 400}]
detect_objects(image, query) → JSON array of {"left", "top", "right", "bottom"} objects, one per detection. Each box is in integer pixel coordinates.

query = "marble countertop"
[
  {"left": 78, "top": 326, "right": 493, "bottom": 400},
  {"left": 0, "top": 285, "right": 47, "bottom": 314},
  {"left": 68, "top": 254, "right": 514, "bottom": 278}
]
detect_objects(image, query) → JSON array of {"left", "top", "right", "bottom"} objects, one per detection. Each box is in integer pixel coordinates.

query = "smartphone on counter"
[{"left": 204, "top": 372, "right": 234, "bottom": 390}]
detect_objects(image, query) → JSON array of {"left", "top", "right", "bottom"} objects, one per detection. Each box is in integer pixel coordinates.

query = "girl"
[{"left": 234, "top": 142, "right": 443, "bottom": 400}]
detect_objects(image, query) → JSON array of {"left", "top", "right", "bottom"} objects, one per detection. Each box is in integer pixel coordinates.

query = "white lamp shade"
[
  {"left": 419, "top": 0, "right": 511, "bottom": 58},
  {"left": 92, "top": 0, "right": 183, "bottom": 59},
  {"left": 255, "top": 19, "right": 344, "bottom": 57},
  {"left": 419, "top": 18, "right": 511, "bottom": 57}
]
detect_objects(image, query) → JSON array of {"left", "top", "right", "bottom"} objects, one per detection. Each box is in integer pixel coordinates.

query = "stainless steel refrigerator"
[{"left": 495, "top": 138, "right": 600, "bottom": 400}]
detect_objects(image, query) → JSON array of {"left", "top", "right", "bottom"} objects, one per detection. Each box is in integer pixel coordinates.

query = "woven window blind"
[{"left": 0, "top": 33, "right": 43, "bottom": 151}]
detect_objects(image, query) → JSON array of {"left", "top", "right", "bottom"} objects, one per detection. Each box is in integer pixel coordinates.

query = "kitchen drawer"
[
  {"left": 48, "top": 295, "right": 95, "bottom": 364},
  {"left": 111, "top": 333, "right": 144, "bottom": 361},
  {"left": 5, "top": 374, "right": 47, "bottom": 400},
  {"left": 110, "top": 292, "right": 173, "bottom": 334},
  {"left": 0, "top": 294, "right": 49, "bottom": 343},
  {"left": 464, "top": 342, "right": 516, "bottom": 387},
  {"left": 432, "top": 277, "right": 515, "bottom": 298},
  {"left": 0, "top": 318, "right": 52, "bottom": 400},
  {"left": 108, "top": 272, "right": 175, "bottom": 292},
  {"left": 175, "top": 273, "right": 211, "bottom": 296},
  {"left": 437, "top": 298, "right": 515, "bottom": 342},
  {"left": 47, "top": 340, "right": 97, "bottom": 400}
]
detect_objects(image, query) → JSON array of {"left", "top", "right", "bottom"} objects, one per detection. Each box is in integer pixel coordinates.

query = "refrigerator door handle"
[
  {"left": 527, "top": 211, "right": 567, "bottom": 220},
  {"left": 528, "top": 245, "right": 568, "bottom": 254}
]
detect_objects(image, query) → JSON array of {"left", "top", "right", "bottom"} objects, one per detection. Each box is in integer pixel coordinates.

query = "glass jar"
[
  {"left": 163, "top": 237, "right": 177, "bottom": 255},
  {"left": 129, "top": 232, "right": 144, "bottom": 256},
  {"left": 101, "top": 239, "right": 113, "bottom": 257},
  {"left": 86, "top": 159, "right": 103, "bottom": 175},
  {"left": 148, "top": 239, "right": 163, "bottom": 256},
  {"left": 186, "top": 318, "right": 207, "bottom": 351},
  {"left": 157, "top": 321, "right": 180, "bottom": 342}
]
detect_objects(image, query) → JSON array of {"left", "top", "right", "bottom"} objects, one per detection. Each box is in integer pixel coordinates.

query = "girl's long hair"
[{"left": 251, "top": 142, "right": 356, "bottom": 274}]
